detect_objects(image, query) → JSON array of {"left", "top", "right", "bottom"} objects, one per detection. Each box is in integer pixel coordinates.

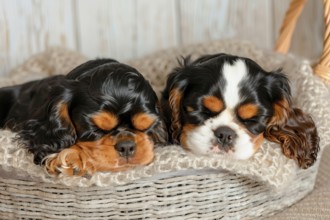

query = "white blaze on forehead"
[{"left": 222, "top": 59, "right": 247, "bottom": 109}]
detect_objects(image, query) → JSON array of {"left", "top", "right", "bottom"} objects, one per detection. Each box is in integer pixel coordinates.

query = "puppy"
[
  {"left": 0, "top": 59, "right": 167, "bottom": 176},
  {"left": 161, "top": 53, "right": 319, "bottom": 169}
]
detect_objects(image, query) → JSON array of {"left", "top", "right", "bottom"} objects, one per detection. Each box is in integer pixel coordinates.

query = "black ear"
[
  {"left": 148, "top": 118, "right": 168, "bottom": 146},
  {"left": 266, "top": 70, "right": 291, "bottom": 102},
  {"left": 18, "top": 99, "right": 77, "bottom": 164},
  {"left": 15, "top": 85, "right": 77, "bottom": 165},
  {"left": 152, "top": 101, "right": 169, "bottom": 145},
  {"left": 0, "top": 85, "right": 20, "bottom": 128}
]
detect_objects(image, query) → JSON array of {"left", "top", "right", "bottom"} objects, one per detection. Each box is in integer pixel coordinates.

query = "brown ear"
[
  {"left": 264, "top": 99, "right": 320, "bottom": 169},
  {"left": 168, "top": 88, "right": 183, "bottom": 143}
]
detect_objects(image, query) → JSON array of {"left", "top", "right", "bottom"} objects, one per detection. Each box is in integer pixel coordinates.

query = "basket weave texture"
[{"left": 0, "top": 40, "right": 329, "bottom": 219}]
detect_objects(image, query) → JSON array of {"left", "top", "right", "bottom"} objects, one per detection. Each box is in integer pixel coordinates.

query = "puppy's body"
[
  {"left": 0, "top": 59, "right": 167, "bottom": 176},
  {"left": 161, "top": 54, "right": 319, "bottom": 169}
]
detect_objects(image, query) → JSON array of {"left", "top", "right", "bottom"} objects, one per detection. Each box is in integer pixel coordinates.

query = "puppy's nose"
[
  {"left": 214, "top": 126, "right": 237, "bottom": 146},
  {"left": 115, "top": 140, "right": 136, "bottom": 158}
]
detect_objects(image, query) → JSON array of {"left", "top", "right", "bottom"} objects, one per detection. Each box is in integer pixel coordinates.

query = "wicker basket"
[{"left": 0, "top": 0, "right": 330, "bottom": 219}]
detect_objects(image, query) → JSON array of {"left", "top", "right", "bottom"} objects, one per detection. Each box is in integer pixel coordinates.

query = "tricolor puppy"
[
  {"left": 0, "top": 59, "right": 167, "bottom": 176},
  {"left": 161, "top": 53, "right": 319, "bottom": 169}
]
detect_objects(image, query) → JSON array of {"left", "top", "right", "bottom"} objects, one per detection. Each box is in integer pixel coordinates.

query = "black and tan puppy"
[
  {"left": 161, "top": 53, "right": 319, "bottom": 169},
  {"left": 0, "top": 59, "right": 167, "bottom": 176}
]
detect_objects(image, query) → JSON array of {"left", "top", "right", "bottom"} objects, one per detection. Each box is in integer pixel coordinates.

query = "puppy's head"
[
  {"left": 65, "top": 60, "right": 168, "bottom": 171},
  {"left": 13, "top": 59, "right": 167, "bottom": 172},
  {"left": 161, "top": 54, "right": 319, "bottom": 169}
]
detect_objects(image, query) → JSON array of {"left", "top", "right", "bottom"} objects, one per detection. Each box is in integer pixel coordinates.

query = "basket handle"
[{"left": 275, "top": 0, "right": 330, "bottom": 83}]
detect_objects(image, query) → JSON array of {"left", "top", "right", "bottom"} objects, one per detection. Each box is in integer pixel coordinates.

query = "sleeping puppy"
[
  {"left": 0, "top": 59, "right": 167, "bottom": 176},
  {"left": 161, "top": 53, "right": 319, "bottom": 169}
]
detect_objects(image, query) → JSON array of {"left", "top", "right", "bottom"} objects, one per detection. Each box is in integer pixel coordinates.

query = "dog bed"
[
  {"left": 1, "top": 0, "right": 330, "bottom": 218},
  {"left": 0, "top": 39, "right": 329, "bottom": 219}
]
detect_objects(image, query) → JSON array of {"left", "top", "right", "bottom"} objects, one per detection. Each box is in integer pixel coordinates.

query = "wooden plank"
[
  {"left": 76, "top": 0, "right": 136, "bottom": 61},
  {"left": 0, "top": 0, "right": 76, "bottom": 76},
  {"left": 135, "top": 0, "right": 179, "bottom": 57},
  {"left": 1, "top": 0, "right": 323, "bottom": 77},
  {"left": 0, "top": 0, "right": 10, "bottom": 76},
  {"left": 77, "top": 0, "right": 179, "bottom": 61},
  {"left": 273, "top": 0, "right": 323, "bottom": 59},
  {"left": 179, "top": 0, "right": 274, "bottom": 49}
]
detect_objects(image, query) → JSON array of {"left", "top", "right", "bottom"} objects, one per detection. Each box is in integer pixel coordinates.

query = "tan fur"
[
  {"left": 169, "top": 88, "right": 183, "bottom": 141},
  {"left": 46, "top": 132, "right": 155, "bottom": 176},
  {"left": 264, "top": 99, "right": 319, "bottom": 169},
  {"left": 237, "top": 103, "right": 259, "bottom": 120},
  {"left": 132, "top": 113, "right": 156, "bottom": 131}
]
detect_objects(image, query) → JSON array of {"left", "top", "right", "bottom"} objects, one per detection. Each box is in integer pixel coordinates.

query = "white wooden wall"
[{"left": 0, "top": 0, "right": 324, "bottom": 77}]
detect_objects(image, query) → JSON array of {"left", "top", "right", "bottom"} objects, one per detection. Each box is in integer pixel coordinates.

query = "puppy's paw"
[{"left": 45, "top": 146, "right": 94, "bottom": 176}]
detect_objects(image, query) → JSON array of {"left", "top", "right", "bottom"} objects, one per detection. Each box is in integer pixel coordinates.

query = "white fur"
[
  {"left": 185, "top": 60, "right": 255, "bottom": 160},
  {"left": 222, "top": 59, "right": 247, "bottom": 108}
]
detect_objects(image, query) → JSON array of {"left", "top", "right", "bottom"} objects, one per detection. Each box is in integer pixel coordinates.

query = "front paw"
[{"left": 45, "top": 146, "right": 94, "bottom": 176}]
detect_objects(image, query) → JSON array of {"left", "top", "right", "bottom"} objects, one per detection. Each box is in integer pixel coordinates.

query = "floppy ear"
[
  {"left": 148, "top": 119, "right": 168, "bottom": 146},
  {"left": 264, "top": 73, "right": 320, "bottom": 169},
  {"left": 17, "top": 90, "right": 77, "bottom": 165},
  {"left": 168, "top": 87, "right": 184, "bottom": 143},
  {"left": 161, "top": 61, "right": 189, "bottom": 144},
  {"left": 144, "top": 101, "right": 168, "bottom": 146}
]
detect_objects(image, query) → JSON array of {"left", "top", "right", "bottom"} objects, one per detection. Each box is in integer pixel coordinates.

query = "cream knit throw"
[{"left": 0, "top": 40, "right": 329, "bottom": 219}]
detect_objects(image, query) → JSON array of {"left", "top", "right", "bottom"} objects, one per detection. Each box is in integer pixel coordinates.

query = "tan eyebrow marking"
[
  {"left": 202, "top": 96, "right": 224, "bottom": 113},
  {"left": 132, "top": 113, "right": 157, "bottom": 131},
  {"left": 237, "top": 103, "right": 259, "bottom": 119},
  {"left": 92, "top": 111, "right": 118, "bottom": 131}
]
